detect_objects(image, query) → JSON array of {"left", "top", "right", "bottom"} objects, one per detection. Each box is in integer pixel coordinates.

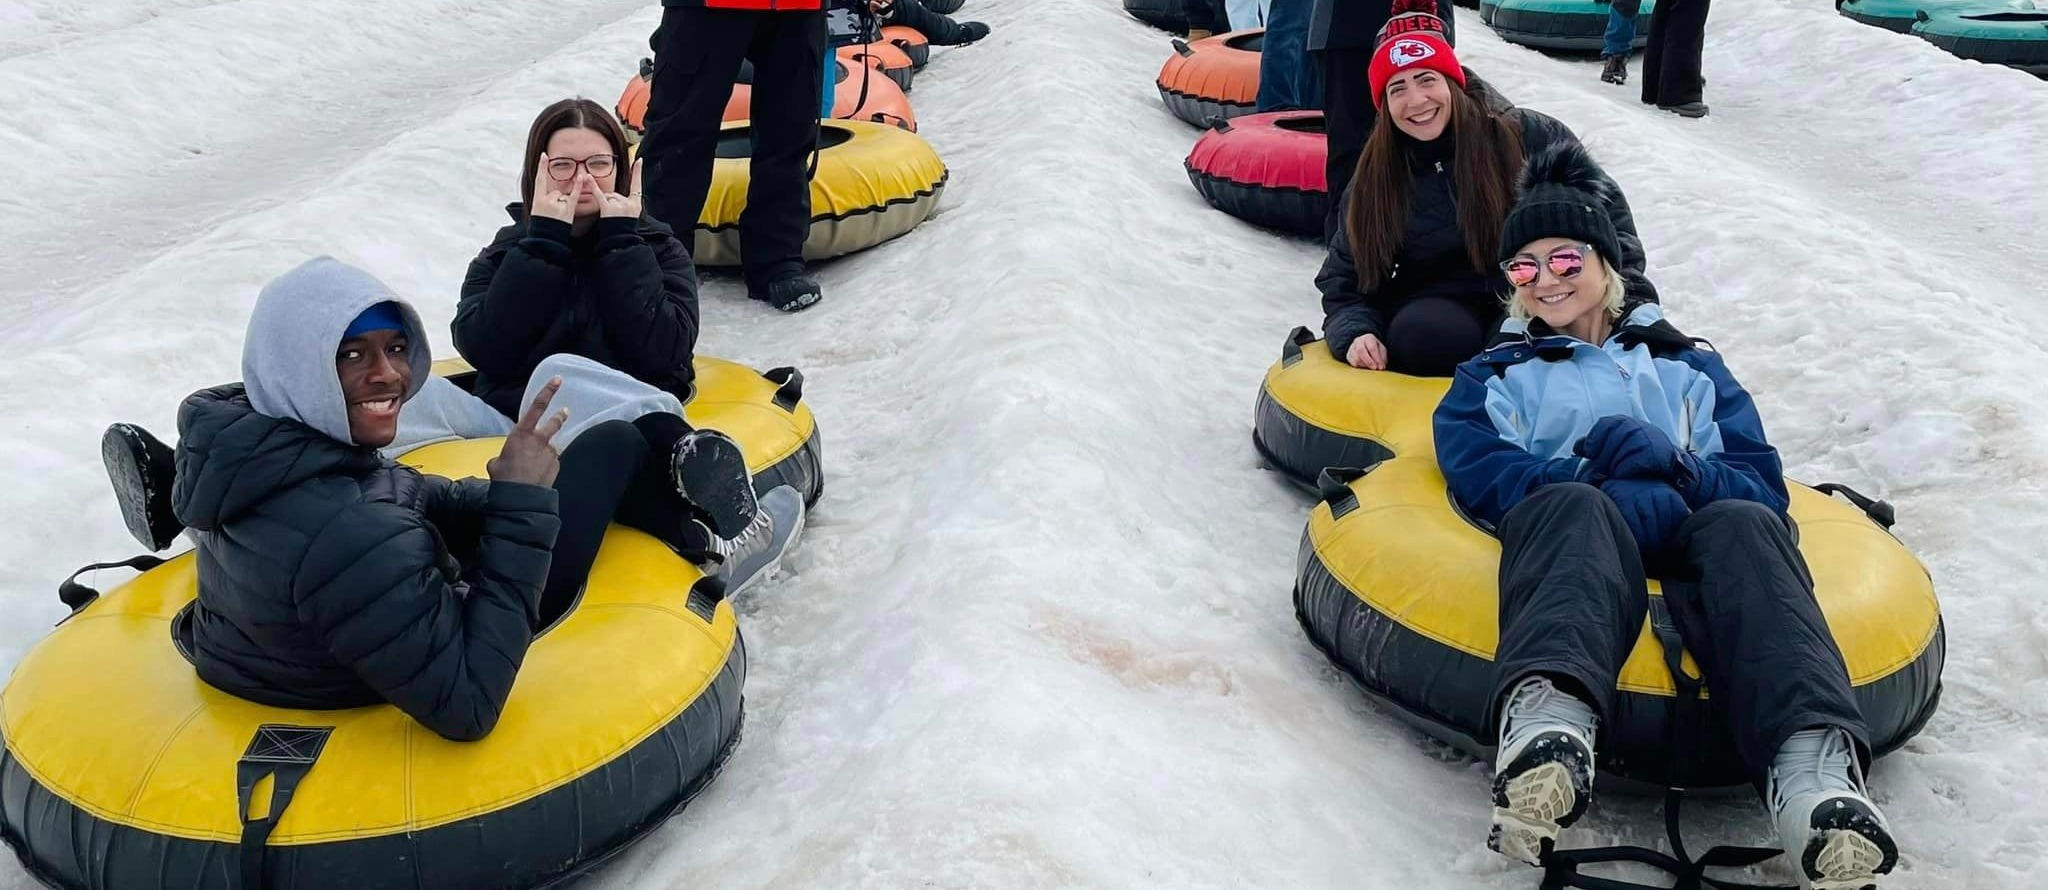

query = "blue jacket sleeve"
[
  {"left": 1433, "top": 360, "right": 1591, "bottom": 530},
  {"left": 1676, "top": 348, "right": 1791, "bottom": 517}
]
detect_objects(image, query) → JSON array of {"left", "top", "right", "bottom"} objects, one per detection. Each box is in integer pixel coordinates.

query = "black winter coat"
[
  {"left": 170, "top": 385, "right": 561, "bottom": 742},
  {"left": 1316, "top": 86, "right": 1658, "bottom": 361},
  {"left": 455, "top": 207, "right": 701, "bottom": 418}
]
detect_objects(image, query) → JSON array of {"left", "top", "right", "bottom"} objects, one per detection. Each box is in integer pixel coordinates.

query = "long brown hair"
[
  {"left": 1343, "top": 77, "right": 1525, "bottom": 293},
  {"left": 519, "top": 98, "right": 632, "bottom": 208}
]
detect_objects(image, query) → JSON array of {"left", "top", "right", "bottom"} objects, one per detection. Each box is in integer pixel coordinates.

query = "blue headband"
[{"left": 342, "top": 301, "right": 406, "bottom": 340}]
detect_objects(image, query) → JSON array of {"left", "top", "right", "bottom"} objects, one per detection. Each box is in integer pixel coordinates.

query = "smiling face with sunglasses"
[{"left": 1500, "top": 236, "right": 1627, "bottom": 345}]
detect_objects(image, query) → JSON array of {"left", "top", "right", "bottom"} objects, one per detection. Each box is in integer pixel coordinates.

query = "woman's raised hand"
[
  {"left": 592, "top": 158, "right": 644, "bottom": 219},
  {"left": 530, "top": 154, "right": 578, "bottom": 224}
]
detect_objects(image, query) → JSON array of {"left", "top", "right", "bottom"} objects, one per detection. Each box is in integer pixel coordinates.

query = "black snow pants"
[
  {"left": 539, "top": 417, "right": 707, "bottom": 627},
  {"left": 1640, "top": 0, "right": 1709, "bottom": 109},
  {"left": 884, "top": 0, "right": 974, "bottom": 44},
  {"left": 640, "top": 6, "right": 828, "bottom": 291},
  {"left": 1489, "top": 483, "right": 1869, "bottom": 786},
  {"left": 1382, "top": 297, "right": 1499, "bottom": 377}
]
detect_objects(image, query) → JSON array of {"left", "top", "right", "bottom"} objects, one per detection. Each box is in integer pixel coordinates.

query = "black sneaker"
[
  {"left": 671, "top": 430, "right": 760, "bottom": 539},
  {"left": 752, "top": 274, "right": 823, "bottom": 312},
  {"left": 946, "top": 21, "right": 991, "bottom": 45},
  {"left": 1660, "top": 101, "right": 1710, "bottom": 118}
]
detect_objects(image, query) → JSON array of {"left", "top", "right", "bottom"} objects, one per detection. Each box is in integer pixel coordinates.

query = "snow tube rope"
[
  {"left": 1184, "top": 111, "right": 1328, "bottom": 238},
  {"left": 1270, "top": 326, "right": 1944, "bottom": 794},
  {"left": 0, "top": 354, "right": 828, "bottom": 890}
]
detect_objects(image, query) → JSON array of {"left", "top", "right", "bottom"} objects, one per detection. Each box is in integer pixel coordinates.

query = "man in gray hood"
[{"left": 172, "top": 256, "right": 571, "bottom": 741}]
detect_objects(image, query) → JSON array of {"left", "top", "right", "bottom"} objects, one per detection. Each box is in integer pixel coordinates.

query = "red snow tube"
[
  {"left": 882, "top": 25, "right": 931, "bottom": 70},
  {"left": 838, "top": 41, "right": 916, "bottom": 93},
  {"left": 1156, "top": 29, "right": 1264, "bottom": 127},
  {"left": 1184, "top": 111, "right": 1328, "bottom": 238}
]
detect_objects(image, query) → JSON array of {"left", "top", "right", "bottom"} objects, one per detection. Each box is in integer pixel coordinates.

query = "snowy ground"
[{"left": 2, "top": 0, "right": 2044, "bottom": 887}]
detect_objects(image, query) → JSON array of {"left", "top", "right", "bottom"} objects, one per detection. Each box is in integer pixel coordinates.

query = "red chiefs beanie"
[{"left": 1368, "top": 1, "right": 1466, "bottom": 108}]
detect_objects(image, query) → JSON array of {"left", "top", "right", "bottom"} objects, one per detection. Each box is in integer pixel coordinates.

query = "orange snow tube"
[
  {"left": 616, "top": 58, "right": 654, "bottom": 142},
  {"left": 838, "top": 41, "right": 916, "bottom": 92},
  {"left": 882, "top": 25, "right": 930, "bottom": 69},
  {"left": 616, "top": 57, "right": 917, "bottom": 135},
  {"left": 1157, "top": 28, "right": 1264, "bottom": 128},
  {"left": 728, "top": 58, "right": 917, "bottom": 132}
]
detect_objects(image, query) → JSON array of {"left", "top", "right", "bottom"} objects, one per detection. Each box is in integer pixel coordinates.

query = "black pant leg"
[
  {"left": 1382, "top": 296, "right": 1498, "bottom": 377},
  {"left": 1318, "top": 45, "right": 1378, "bottom": 243},
  {"left": 740, "top": 11, "right": 829, "bottom": 291},
  {"left": 1641, "top": 0, "right": 1707, "bottom": 107},
  {"left": 640, "top": 8, "right": 755, "bottom": 237},
  {"left": 1490, "top": 483, "right": 1650, "bottom": 736},
  {"left": 1662, "top": 500, "right": 1870, "bottom": 787},
  {"left": 540, "top": 421, "right": 649, "bottom": 627}
]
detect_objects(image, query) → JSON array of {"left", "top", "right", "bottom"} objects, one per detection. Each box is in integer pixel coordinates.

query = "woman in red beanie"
[{"left": 1314, "top": 2, "right": 1661, "bottom": 378}]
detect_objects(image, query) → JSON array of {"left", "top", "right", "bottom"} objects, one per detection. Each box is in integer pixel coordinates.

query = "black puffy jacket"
[
  {"left": 1317, "top": 82, "right": 1658, "bottom": 361},
  {"left": 454, "top": 207, "right": 701, "bottom": 418},
  {"left": 170, "top": 385, "right": 560, "bottom": 741}
]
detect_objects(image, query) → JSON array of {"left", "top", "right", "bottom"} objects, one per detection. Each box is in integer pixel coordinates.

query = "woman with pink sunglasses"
[{"left": 1431, "top": 141, "right": 1899, "bottom": 890}]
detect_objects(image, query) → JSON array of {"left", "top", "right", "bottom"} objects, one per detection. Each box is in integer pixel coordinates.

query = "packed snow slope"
[{"left": 1, "top": 0, "right": 2043, "bottom": 887}]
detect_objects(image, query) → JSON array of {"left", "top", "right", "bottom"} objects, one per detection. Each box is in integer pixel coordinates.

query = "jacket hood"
[
  {"left": 171, "top": 385, "right": 383, "bottom": 531},
  {"left": 241, "top": 256, "right": 433, "bottom": 445}
]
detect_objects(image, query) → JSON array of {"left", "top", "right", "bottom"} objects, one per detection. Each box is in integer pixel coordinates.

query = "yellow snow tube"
[
  {"left": 1264, "top": 329, "right": 1945, "bottom": 790},
  {"left": 691, "top": 119, "right": 947, "bottom": 267},
  {"left": 0, "top": 355, "right": 822, "bottom": 890}
]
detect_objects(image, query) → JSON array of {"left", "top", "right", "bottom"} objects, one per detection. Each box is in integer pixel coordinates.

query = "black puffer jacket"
[
  {"left": 171, "top": 385, "right": 560, "bottom": 741},
  {"left": 1316, "top": 79, "right": 1658, "bottom": 361},
  {"left": 454, "top": 207, "right": 701, "bottom": 418}
]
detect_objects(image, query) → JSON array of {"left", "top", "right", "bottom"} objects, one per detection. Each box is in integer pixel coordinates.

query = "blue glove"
[
  {"left": 1598, "top": 478, "right": 1692, "bottom": 560},
  {"left": 1576, "top": 416, "right": 1690, "bottom": 482}
]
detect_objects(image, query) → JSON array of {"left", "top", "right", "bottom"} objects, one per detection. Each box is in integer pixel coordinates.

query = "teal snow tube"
[
  {"left": 1485, "top": 0, "right": 1658, "bottom": 51},
  {"left": 1913, "top": 7, "right": 2048, "bottom": 75},
  {"left": 1837, "top": 0, "right": 1976, "bottom": 33}
]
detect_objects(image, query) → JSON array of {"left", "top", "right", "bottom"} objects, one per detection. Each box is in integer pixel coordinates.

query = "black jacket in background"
[
  {"left": 171, "top": 385, "right": 561, "bottom": 741},
  {"left": 1316, "top": 81, "right": 1659, "bottom": 360},
  {"left": 455, "top": 207, "right": 701, "bottom": 418}
]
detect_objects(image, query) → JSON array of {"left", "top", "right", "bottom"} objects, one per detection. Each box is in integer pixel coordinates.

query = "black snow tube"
[{"left": 1126, "top": 0, "right": 1200, "bottom": 34}]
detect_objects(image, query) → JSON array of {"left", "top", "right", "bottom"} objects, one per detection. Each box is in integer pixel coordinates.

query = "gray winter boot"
[
  {"left": 1768, "top": 728, "right": 1899, "bottom": 890},
  {"left": 1489, "top": 676, "right": 1599, "bottom": 867}
]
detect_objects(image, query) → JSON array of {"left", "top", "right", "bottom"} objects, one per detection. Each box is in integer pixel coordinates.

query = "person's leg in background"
[{"left": 639, "top": 8, "right": 754, "bottom": 235}]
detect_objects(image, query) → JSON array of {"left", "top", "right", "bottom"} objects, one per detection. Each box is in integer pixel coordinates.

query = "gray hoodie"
[{"left": 242, "top": 256, "right": 434, "bottom": 445}]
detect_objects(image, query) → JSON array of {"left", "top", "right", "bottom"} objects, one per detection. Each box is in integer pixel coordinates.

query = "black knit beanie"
[{"left": 1498, "top": 142, "right": 1623, "bottom": 269}]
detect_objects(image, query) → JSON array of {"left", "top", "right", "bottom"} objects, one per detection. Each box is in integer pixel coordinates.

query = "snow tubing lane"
[
  {"left": 1157, "top": 29, "right": 1263, "bottom": 127},
  {"left": 685, "top": 119, "right": 947, "bottom": 268},
  {"left": 1126, "top": 0, "right": 1196, "bottom": 34},
  {"left": 882, "top": 25, "right": 930, "bottom": 69},
  {"left": 0, "top": 353, "right": 829, "bottom": 890},
  {"left": 1912, "top": 9, "right": 2048, "bottom": 77},
  {"left": 1258, "top": 328, "right": 1945, "bottom": 791},
  {"left": 1480, "top": 0, "right": 1657, "bottom": 51},
  {"left": 838, "top": 41, "right": 917, "bottom": 93},
  {"left": 1185, "top": 111, "right": 1328, "bottom": 238}
]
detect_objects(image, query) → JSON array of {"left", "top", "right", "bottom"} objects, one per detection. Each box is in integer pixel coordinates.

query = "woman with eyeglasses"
[
  {"left": 1315, "top": 0, "right": 1659, "bottom": 377},
  {"left": 1433, "top": 142, "right": 1899, "bottom": 890},
  {"left": 451, "top": 98, "right": 806, "bottom": 613}
]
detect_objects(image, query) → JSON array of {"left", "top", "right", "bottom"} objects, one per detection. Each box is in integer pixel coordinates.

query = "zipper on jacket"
[{"left": 1681, "top": 396, "right": 1696, "bottom": 452}]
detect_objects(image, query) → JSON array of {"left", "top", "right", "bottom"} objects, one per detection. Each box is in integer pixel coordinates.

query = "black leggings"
[
  {"left": 539, "top": 415, "right": 700, "bottom": 626},
  {"left": 1384, "top": 296, "right": 1499, "bottom": 377}
]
